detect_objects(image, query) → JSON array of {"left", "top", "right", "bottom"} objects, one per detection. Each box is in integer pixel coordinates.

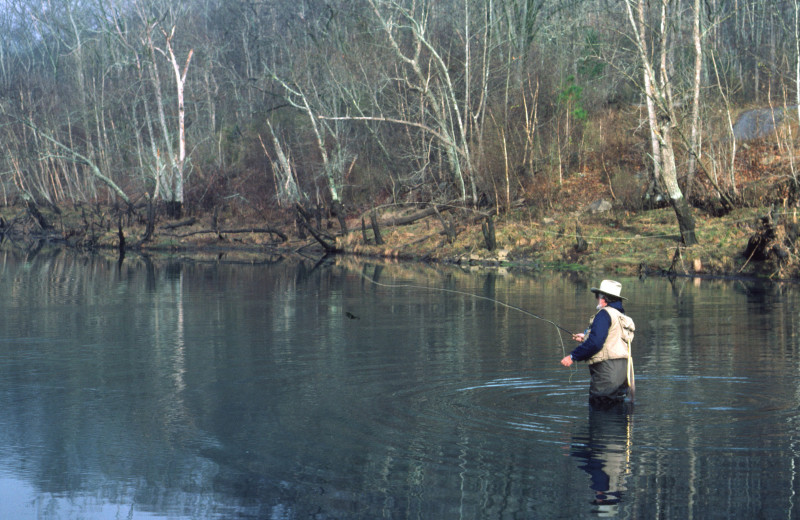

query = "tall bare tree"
[
  {"left": 685, "top": 0, "right": 703, "bottom": 201},
  {"left": 365, "top": 0, "right": 475, "bottom": 203},
  {"left": 625, "top": 0, "right": 697, "bottom": 246},
  {"left": 133, "top": 1, "right": 194, "bottom": 218}
]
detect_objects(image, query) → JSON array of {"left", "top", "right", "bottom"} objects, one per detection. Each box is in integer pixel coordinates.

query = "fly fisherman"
[{"left": 560, "top": 280, "right": 635, "bottom": 407}]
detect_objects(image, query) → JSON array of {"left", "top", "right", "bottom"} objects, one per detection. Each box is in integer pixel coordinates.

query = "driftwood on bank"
[
  {"left": 370, "top": 212, "right": 384, "bottom": 245},
  {"left": 433, "top": 205, "right": 457, "bottom": 243},
  {"left": 365, "top": 203, "right": 500, "bottom": 250},
  {"left": 379, "top": 204, "right": 454, "bottom": 227},
  {"left": 25, "top": 199, "right": 53, "bottom": 230},
  {"left": 362, "top": 202, "right": 499, "bottom": 238},
  {"left": 482, "top": 216, "right": 496, "bottom": 251},
  {"left": 161, "top": 217, "right": 197, "bottom": 230},
  {"left": 168, "top": 226, "right": 288, "bottom": 242},
  {"left": 742, "top": 209, "right": 796, "bottom": 264},
  {"left": 295, "top": 203, "right": 340, "bottom": 253},
  {"left": 361, "top": 217, "right": 369, "bottom": 244},
  {"left": 574, "top": 222, "right": 588, "bottom": 252}
]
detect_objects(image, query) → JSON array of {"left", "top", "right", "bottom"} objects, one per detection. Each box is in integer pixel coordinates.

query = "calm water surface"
[{"left": 0, "top": 250, "right": 798, "bottom": 519}]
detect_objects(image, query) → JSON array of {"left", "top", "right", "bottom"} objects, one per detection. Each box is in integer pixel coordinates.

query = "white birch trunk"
[
  {"left": 626, "top": 0, "right": 697, "bottom": 245},
  {"left": 164, "top": 32, "right": 193, "bottom": 206},
  {"left": 687, "top": 0, "right": 702, "bottom": 199}
]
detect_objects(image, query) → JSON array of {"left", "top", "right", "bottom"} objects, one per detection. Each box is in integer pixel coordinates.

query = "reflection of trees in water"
[
  {"left": 3, "top": 255, "right": 800, "bottom": 517},
  {"left": 570, "top": 406, "right": 633, "bottom": 515},
  {"left": 0, "top": 252, "right": 317, "bottom": 516}
]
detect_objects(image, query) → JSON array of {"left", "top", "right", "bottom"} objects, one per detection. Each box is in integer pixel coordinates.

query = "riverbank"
[
  {"left": 336, "top": 204, "right": 790, "bottom": 279},
  {"left": 2, "top": 102, "right": 798, "bottom": 279},
  {"left": 2, "top": 133, "right": 796, "bottom": 279},
  {"left": 0, "top": 197, "right": 791, "bottom": 281}
]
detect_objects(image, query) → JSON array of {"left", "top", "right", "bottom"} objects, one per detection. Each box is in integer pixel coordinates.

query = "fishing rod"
[
  {"left": 359, "top": 272, "right": 575, "bottom": 356},
  {"left": 360, "top": 272, "right": 635, "bottom": 401}
]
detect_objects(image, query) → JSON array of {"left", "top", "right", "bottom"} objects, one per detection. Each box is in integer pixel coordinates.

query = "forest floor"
[{"left": 0, "top": 140, "right": 796, "bottom": 281}]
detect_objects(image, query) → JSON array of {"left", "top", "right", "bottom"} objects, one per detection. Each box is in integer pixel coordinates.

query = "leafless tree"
[{"left": 625, "top": 0, "right": 697, "bottom": 245}]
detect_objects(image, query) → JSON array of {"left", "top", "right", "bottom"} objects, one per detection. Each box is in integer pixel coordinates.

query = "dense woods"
[{"left": 2, "top": 0, "right": 800, "bottom": 251}]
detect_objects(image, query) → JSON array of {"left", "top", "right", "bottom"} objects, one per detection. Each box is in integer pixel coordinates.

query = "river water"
[{"left": 0, "top": 248, "right": 798, "bottom": 519}]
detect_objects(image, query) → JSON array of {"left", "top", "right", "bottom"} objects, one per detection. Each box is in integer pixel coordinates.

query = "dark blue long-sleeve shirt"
[{"left": 570, "top": 300, "right": 625, "bottom": 362}]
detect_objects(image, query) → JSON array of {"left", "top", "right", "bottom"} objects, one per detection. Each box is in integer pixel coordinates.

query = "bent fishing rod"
[
  {"left": 359, "top": 273, "right": 575, "bottom": 356},
  {"left": 360, "top": 272, "right": 634, "bottom": 399}
]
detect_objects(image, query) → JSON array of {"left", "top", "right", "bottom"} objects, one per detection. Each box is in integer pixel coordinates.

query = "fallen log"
[
  {"left": 376, "top": 203, "right": 501, "bottom": 229},
  {"left": 295, "top": 203, "right": 340, "bottom": 253},
  {"left": 169, "top": 227, "right": 288, "bottom": 242},
  {"left": 380, "top": 204, "right": 453, "bottom": 227},
  {"left": 161, "top": 217, "right": 197, "bottom": 230}
]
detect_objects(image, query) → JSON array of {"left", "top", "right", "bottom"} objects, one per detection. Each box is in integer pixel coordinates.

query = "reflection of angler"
[{"left": 570, "top": 407, "right": 633, "bottom": 516}]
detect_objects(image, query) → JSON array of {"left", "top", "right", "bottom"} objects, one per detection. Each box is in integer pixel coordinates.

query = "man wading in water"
[{"left": 560, "top": 280, "right": 635, "bottom": 407}]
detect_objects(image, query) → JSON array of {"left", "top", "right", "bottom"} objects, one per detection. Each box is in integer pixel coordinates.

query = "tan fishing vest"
[{"left": 587, "top": 306, "right": 634, "bottom": 365}]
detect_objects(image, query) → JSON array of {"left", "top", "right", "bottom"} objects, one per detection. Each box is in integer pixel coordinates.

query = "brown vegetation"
[
  {"left": 2, "top": 1, "right": 800, "bottom": 278},
  {"left": 3, "top": 119, "right": 800, "bottom": 281}
]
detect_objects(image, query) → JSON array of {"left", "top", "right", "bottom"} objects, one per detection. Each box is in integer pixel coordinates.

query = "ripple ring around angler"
[{"left": 354, "top": 368, "right": 586, "bottom": 454}]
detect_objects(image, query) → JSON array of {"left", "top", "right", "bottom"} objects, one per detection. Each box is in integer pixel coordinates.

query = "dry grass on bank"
[
  {"left": 0, "top": 197, "right": 789, "bottom": 279},
  {"left": 338, "top": 203, "right": 781, "bottom": 277},
  {"left": 1, "top": 129, "right": 799, "bottom": 279}
]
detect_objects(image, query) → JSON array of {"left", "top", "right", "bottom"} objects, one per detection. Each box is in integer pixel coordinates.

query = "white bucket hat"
[{"left": 591, "top": 279, "right": 626, "bottom": 300}]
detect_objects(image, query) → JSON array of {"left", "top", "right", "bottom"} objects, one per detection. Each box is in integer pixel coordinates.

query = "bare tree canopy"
[{"left": 0, "top": 0, "right": 798, "bottom": 241}]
